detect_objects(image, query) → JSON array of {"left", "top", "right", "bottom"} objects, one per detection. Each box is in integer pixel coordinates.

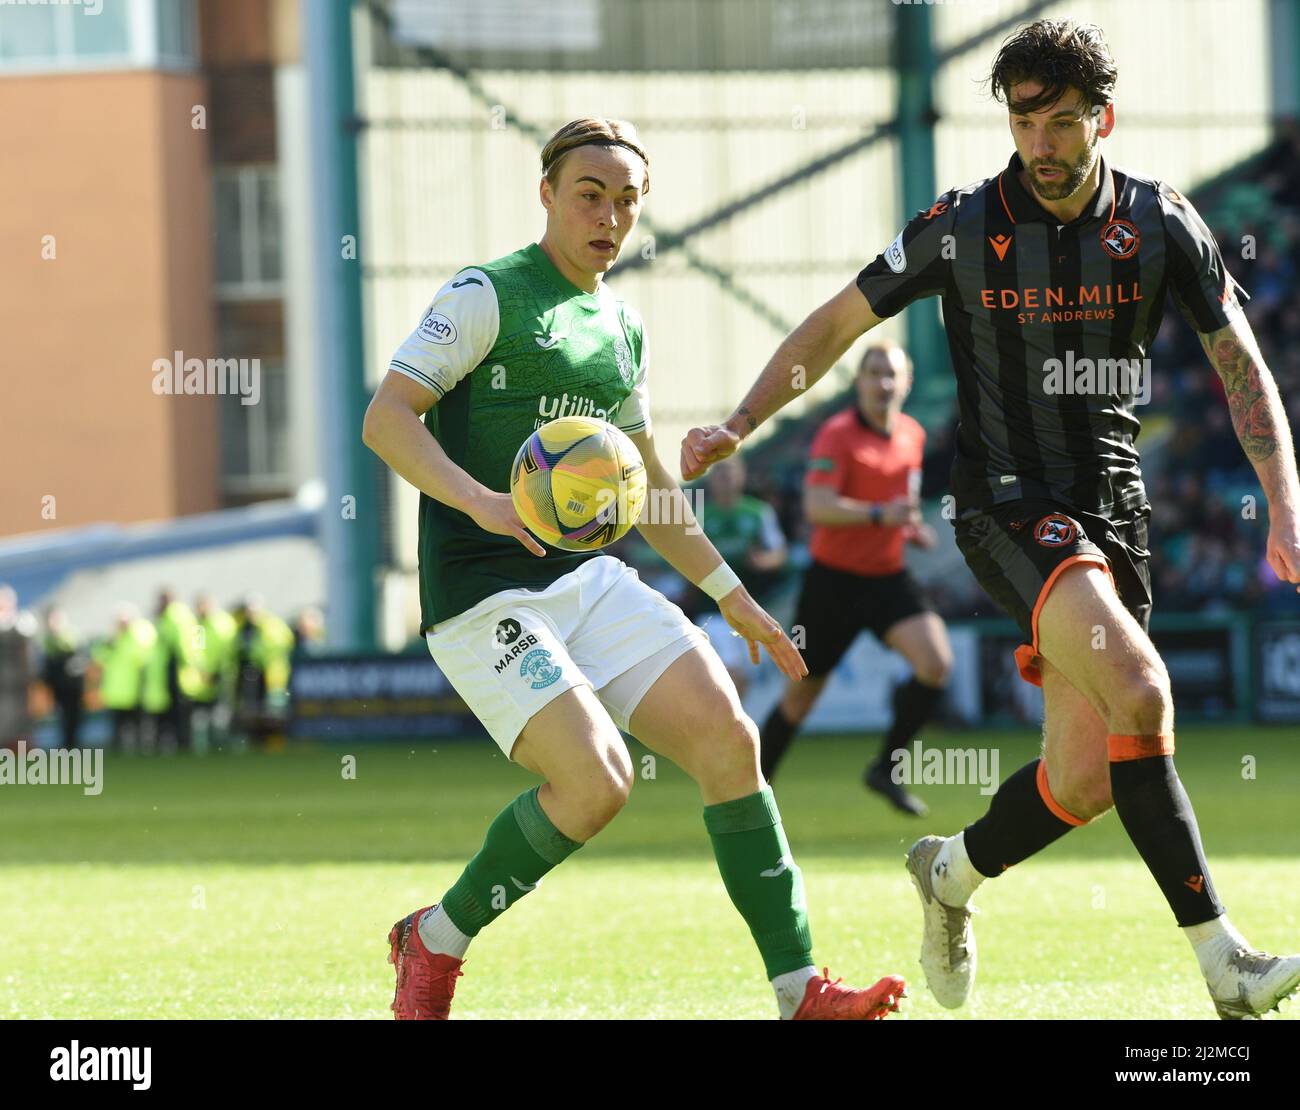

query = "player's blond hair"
[{"left": 541, "top": 118, "right": 650, "bottom": 195}]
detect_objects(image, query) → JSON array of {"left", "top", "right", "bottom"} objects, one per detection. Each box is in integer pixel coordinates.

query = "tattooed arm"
[
  {"left": 1198, "top": 317, "right": 1300, "bottom": 587},
  {"left": 679, "top": 280, "right": 883, "bottom": 480}
]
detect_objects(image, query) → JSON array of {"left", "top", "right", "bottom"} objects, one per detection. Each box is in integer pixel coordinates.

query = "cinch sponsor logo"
[
  {"left": 1041, "top": 352, "right": 1152, "bottom": 404},
  {"left": 418, "top": 312, "right": 457, "bottom": 344},
  {"left": 494, "top": 633, "right": 539, "bottom": 673},
  {"left": 50, "top": 1041, "right": 150, "bottom": 1091},
  {"left": 884, "top": 231, "right": 907, "bottom": 274},
  {"left": 535, "top": 393, "right": 615, "bottom": 426}
]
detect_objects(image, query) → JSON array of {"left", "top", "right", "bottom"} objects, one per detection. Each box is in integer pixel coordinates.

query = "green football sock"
[
  {"left": 440, "top": 787, "right": 582, "bottom": 936},
  {"left": 704, "top": 786, "right": 815, "bottom": 979}
]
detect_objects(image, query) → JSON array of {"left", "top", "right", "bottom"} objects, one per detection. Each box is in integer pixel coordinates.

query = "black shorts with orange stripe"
[{"left": 953, "top": 498, "right": 1153, "bottom": 685}]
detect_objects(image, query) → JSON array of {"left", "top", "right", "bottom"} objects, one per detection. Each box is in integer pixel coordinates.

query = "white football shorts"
[{"left": 424, "top": 555, "right": 709, "bottom": 756}]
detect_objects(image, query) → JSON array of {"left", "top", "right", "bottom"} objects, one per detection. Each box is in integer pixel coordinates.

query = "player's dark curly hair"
[{"left": 988, "top": 18, "right": 1117, "bottom": 114}]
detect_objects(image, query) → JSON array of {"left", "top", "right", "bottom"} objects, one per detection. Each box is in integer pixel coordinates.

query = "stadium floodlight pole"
[
  {"left": 893, "top": 1, "right": 945, "bottom": 425},
  {"left": 305, "top": 0, "right": 380, "bottom": 651}
]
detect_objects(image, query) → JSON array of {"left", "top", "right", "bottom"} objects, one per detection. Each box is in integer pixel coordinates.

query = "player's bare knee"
[
  {"left": 586, "top": 762, "right": 634, "bottom": 830},
  {"left": 1109, "top": 668, "right": 1172, "bottom": 732},
  {"left": 914, "top": 653, "right": 951, "bottom": 688},
  {"left": 721, "top": 711, "right": 761, "bottom": 768},
  {"left": 551, "top": 745, "right": 632, "bottom": 834},
  {"left": 693, "top": 712, "right": 760, "bottom": 791},
  {"left": 607, "top": 742, "right": 636, "bottom": 796}
]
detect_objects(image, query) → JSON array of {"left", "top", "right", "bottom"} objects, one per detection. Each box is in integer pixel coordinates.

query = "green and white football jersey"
[{"left": 388, "top": 243, "right": 651, "bottom": 632}]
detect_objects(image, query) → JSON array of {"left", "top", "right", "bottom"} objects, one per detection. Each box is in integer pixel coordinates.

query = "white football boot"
[
  {"left": 1205, "top": 948, "right": 1300, "bottom": 1019},
  {"left": 906, "top": 835, "right": 977, "bottom": 1009}
]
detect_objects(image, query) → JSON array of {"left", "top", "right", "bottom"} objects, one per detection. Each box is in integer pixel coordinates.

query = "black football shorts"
[
  {"left": 791, "top": 560, "right": 934, "bottom": 679},
  {"left": 953, "top": 499, "right": 1153, "bottom": 686}
]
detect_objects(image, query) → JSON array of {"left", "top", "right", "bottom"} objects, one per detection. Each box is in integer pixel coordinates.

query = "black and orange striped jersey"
[{"left": 857, "top": 152, "right": 1245, "bottom": 518}]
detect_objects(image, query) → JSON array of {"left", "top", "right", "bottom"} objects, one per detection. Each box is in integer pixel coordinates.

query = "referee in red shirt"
[{"left": 759, "top": 342, "right": 951, "bottom": 815}]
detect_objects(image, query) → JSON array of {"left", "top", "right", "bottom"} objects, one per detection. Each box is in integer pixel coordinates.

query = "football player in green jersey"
[{"left": 365, "top": 117, "right": 905, "bottom": 1020}]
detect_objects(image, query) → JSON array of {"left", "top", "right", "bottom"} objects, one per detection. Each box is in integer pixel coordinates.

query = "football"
[{"left": 509, "top": 416, "right": 648, "bottom": 551}]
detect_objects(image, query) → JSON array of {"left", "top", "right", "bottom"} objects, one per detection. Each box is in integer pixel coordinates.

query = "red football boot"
[
  {"left": 388, "top": 905, "right": 465, "bottom": 1020},
  {"left": 792, "top": 968, "right": 906, "bottom": 1020}
]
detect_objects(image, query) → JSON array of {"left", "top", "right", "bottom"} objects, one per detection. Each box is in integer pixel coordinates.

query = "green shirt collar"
[{"left": 527, "top": 242, "right": 603, "bottom": 307}]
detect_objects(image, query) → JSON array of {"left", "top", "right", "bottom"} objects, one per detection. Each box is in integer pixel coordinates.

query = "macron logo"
[
  {"left": 50, "top": 1042, "right": 151, "bottom": 1091},
  {"left": 534, "top": 332, "right": 566, "bottom": 349}
]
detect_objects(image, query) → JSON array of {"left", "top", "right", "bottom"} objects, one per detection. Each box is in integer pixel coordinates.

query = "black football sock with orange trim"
[
  {"left": 1108, "top": 733, "right": 1224, "bottom": 926},
  {"left": 962, "top": 758, "right": 1082, "bottom": 877}
]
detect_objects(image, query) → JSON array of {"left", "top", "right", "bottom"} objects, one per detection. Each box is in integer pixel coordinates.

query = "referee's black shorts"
[
  {"left": 791, "top": 559, "right": 934, "bottom": 679},
  {"left": 952, "top": 498, "right": 1153, "bottom": 686}
]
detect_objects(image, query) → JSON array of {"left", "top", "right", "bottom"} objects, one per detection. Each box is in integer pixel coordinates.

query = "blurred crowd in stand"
[{"left": 0, "top": 584, "right": 324, "bottom": 752}]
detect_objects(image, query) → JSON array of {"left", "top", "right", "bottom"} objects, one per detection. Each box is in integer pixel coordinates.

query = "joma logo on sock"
[
  {"left": 892, "top": 741, "right": 999, "bottom": 796},
  {"left": 50, "top": 1042, "right": 150, "bottom": 1090}
]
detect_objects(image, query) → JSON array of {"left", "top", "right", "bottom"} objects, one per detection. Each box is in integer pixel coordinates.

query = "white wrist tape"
[{"left": 699, "top": 562, "right": 742, "bottom": 601}]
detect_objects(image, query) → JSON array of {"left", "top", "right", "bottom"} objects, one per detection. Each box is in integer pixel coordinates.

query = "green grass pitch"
[{"left": 3, "top": 726, "right": 1298, "bottom": 1019}]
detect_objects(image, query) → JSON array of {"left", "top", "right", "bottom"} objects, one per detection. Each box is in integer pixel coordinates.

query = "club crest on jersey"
[
  {"left": 520, "top": 648, "right": 562, "bottom": 690},
  {"left": 1034, "top": 514, "right": 1079, "bottom": 547},
  {"left": 418, "top": 312, "right": 457, "bottom": 344},
  {"left": 884, "top": 231, "right": 907, "bottom": 274},
  {"left": 614, "top": 336, "right": 634, "bottom": 386},
  {"left": 1099, "top": 219, "right": 1140, "bottom": 260}
]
